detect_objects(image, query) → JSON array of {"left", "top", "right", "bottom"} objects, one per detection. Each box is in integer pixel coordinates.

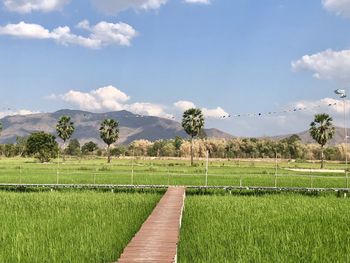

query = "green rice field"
[
  {"left": 0, "top": 191, "right": 161, "bottom": 263},
  {"left": 0, "top": 157, "right": 348, "bottom": 188},
  {"left": 178, "top": 193, "right": 350, "bottom": 262}
]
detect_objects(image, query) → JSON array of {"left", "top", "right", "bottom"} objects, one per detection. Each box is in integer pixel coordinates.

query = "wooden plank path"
[{"left": 117, "top": 187, "right": 186, "bottom": 263}]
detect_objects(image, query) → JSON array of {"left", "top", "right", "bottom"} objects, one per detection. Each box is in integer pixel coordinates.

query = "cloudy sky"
[{"left": 1, "top": 0, "right": 350, "bottom": 136}]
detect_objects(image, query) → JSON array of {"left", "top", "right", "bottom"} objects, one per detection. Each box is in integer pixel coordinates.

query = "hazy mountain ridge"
[
  {"left": 265, "top": 127, "right": 350, "bottom": 145},
  {"left": 0, "top": 109, "right": 233, "bottom": 145}
]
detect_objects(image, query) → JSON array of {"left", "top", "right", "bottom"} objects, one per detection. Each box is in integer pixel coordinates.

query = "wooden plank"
[{"left": 116, "top": 187, "right": 186, "bottom": 263}]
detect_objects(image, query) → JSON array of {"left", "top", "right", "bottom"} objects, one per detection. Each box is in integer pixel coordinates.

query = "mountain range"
[
  {"left": 0, "top": 109, "right": 233, "bottom": 146},
  {"left": 0, "top": 109, "right": 348, "bottom": 146}
]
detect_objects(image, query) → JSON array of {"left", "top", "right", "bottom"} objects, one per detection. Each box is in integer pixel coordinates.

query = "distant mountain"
[
  {"left": 0, "top": 109, "right": 234, "bottom": 145},
  {"left": 266, "top": 126, "right": 350, "bottom": 145}
]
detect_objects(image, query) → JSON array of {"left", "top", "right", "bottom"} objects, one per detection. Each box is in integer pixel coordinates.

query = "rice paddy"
[
  {"left": 0, "top": 157, "right": 348, "bottom": 188},
  {"left": 0, "top": 191, "right": 161, "bottom": 263},
  {"left": 178, "top": 193, "right": 350, "bottom": 263},
  {"left": 1, "top": 157, "right": 349, "bottom": 262}
]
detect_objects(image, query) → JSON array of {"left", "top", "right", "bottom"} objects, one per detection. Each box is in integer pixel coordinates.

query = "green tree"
[
  {"left": 309, "top": 114, "right": 335, "bottom": 168},
  {"left": 15, "top": 136, "right": 28, "bottom": 157},
  {"left": 110, "top": 145, "right": 128, "bottom": 157},
  {"left": 0, "top": 121, "right": 2, "bottom": 137},
  {"left": 56, "top": 116, "right": 75, "bottom": 161},
  {"left": 173, "top": 136, "right": 183, "bottom": 157},
  {"left": 100, "top": 119, "right": 119, "bottom": 163},
  {"left": 26, "top": 132, "right": 58, "bottom": 163},
  {"left": 4, "top": 144, "right": 16, "bottom": 157},
  {"left": 182, "top": 108, "right": 205, "bottom": 166},
  {"left": 82, "top": 141, "right": 99, "bottom": 155},
  {"left": 65, "top": 139, "right": 81, "bottom": 156}
]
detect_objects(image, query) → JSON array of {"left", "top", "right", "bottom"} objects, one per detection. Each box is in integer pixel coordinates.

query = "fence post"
[
  {"left": 56, "top": 150, "right": 60, "bottom": 185},
  {"left": 19, "top": 165, "right": 22, "bottom": 184},
  {"left": 275, "top": 152, "right": 278, "bottom": 188},
  {"left": 205, "top": 151, "right": 209, "bottom": 187},
  {"left": 131, "top": 150, "right": 134, "bottom": 185}
]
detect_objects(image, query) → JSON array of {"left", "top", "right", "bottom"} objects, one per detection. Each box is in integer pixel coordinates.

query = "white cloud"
[
  {"left": 174, "top": 100, "right": 196, "bottom": 111},
  {"left": 49, "top": 87, "right": 228, "bottom": 119},
  {"left": 127, "top": 102, "right": 172, "bottom": 118},
  {"left": 0, "top": 21, "right": 138, "bottom": 49},
  {"left": 3, "top": 0, "right": 70, "bottom": 13},
  {"left": 227, "top": 97, "right": 349, "bottom": 137},
  {"left": 174, "top": 100, "right": 228, "bottom": 119},
  {"left": 49, "top": 85, "right": 172, "bottom": 118},
  {"left": 76, "top": 20, "right": 138, "bottom": 47},
  {"left": 292, "top": 49, "right": 350, "bottom": 82},
  {"left": 0, "top": 109, "right": 40, "bottom": 118},
  {"left": 322, "top": 0, "right": 350, "bottom": 17},
  {"left": 294, "top": 97, "right": 350, "bottom": 115},
  {"left": 91, "top": 0, "right": 167, "bottom": 15},
  {"left": 0, "top": 21, "right": 50, "bottom": 39},
  {"left": 202, "top": 107, "right": 228, "bottom": 118},
  {"left": 185, "top": 0, "right": 211, "bottom": 4}
]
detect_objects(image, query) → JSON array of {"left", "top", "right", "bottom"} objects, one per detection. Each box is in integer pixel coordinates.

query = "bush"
[{"left": 26, "top": 132, "right": 58, "bottom": 163}]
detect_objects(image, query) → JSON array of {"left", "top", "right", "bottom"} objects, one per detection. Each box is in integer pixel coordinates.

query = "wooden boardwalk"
[{"left": 117, "top": 187, "right": 186, "bottom": 263}]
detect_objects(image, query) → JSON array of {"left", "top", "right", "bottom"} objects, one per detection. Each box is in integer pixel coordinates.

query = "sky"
[{"left": 1, "top": 0, "right": 350, "bottom": 137}]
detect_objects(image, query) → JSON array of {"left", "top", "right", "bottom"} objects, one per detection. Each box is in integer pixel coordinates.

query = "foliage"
[
  {"left": 100, "top": 119, "right": 119, "bottom": 163},
  {"left": 99, "top": 119, "right": 119, "bottom": 146},
  {"left": 110, "top": 145, "right": 128, "bottom": 157},
  {"left": 309, "top": 114, "right": 335, "bottom": 168},
  {"left": 26, "top": 132, "right": 58, "bottom": 162},
  {"left": 173, "top": 136, "right": 183, "bottom": 157},
  {"left": 15, "top": 136, "right": 28, "bottom": 157},
  {"left": 65, "top": 139, "right": 81, "bottom": 156},
  {"left": 56, "top": 116, "right": 75, "bottom": 143},
  {"left": 81, "top": 141, "right": 99, "bottom": 154},
  {"left": 182, "top": 108, "right": 205, "bottom": 138},
  {"left": 182, "top": 108, "right": 205, "bottom": 166},
  {"left": 3, "top": 144, "right": 16, "bottom": 157}
]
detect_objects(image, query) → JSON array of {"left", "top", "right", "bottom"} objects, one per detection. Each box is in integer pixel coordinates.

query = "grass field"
[
  {"left": 0, "top": 157, "right": 348, "bottom": 188},
  {"left": 178, "top": 193, "right": 350, "bottom": 263},
  {"left": 0, "top": 191, "right": 161, "bottom": 263}
]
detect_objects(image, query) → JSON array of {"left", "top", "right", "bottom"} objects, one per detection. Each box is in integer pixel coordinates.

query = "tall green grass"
[
  {"left": 0, "top": 191, "right": 161, "bottom": 263},
  {"left": 178, "top": 194, "right": 350, "bottom": 262}
]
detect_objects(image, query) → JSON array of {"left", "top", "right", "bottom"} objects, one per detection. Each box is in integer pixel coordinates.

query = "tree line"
[{"left": 0, "top": 110, "right": 342, "bottom": 167}]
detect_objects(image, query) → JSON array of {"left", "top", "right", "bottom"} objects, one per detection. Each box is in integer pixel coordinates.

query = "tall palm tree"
[
  {"left": 309, "top": 113, "right": 335, "bottom": 169},
  {"left": 56, "top": 116, "right": 75, "bottom": 161},
  {"left": 100, "top": 119, "right": 119, "bottom": 163},
  {"left": 182, "top": 108, "right": 205, "bottom": 166}
]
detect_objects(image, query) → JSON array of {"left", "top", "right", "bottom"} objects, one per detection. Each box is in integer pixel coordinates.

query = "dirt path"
[
  {"left": 285, "top": 168, "right": 345, "bottom": 173},
  {"left": 117, "top": 187, "right": 186, "bottom": 263}
]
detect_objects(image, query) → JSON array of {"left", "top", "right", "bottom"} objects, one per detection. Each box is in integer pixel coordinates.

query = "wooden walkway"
[{"left": 117, "top": 187, "right": 186, "bottom": 263}]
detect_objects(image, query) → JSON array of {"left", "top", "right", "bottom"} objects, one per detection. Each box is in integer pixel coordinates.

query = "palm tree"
[
  {"left": 100, "top": 119, "right": 119, "bottom": 163},
  {"left": 56, "top": 116, "right": 75, "bottom": 161},
  {"left": 309, "top": 113, "right": 335, "bottom": 169},
  {"left": 182, "top": 108, "right": 205, "bottom": 166}
]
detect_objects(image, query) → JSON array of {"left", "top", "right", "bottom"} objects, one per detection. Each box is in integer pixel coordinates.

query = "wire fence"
[{"left": 0, "top": 161, "right": 348, "bottom": 189}]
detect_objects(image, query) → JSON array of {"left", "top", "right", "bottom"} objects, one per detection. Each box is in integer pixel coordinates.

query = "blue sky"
[{"left": 1, "top": 0, "right": 350, "bottom": 136}]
